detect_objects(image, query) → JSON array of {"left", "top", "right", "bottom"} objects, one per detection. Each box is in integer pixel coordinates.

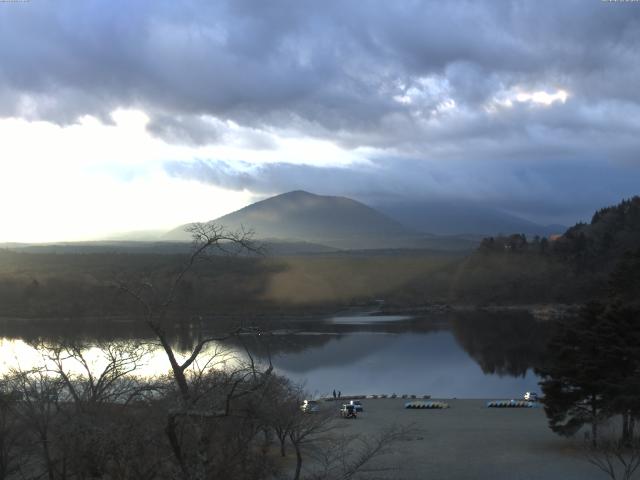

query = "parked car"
[
  {"left": 340, "top": 404, "right": 357, "bottom": 419},
  {"left": 300, "top": 400, "right": 320, "bottom": 413},
  {"left": 523, "top": 392, "right": 539, "bottom": 402},
  {"left": 349, "top": 400, "right": 364, "bottom": 412}
]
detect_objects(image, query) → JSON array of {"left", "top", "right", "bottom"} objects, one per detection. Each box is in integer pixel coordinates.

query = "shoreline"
[
  {"left": 379, "top": 302, "right": 579, "bottom": 320},
  {"left": 308, "top": 398, "right": 599, "bottom": 479},
  {"left": 0, "top": 302, "right": 579, "bottom": 325}
]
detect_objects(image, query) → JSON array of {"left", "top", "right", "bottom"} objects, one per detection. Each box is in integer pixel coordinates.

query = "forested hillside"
[{"left": 433, "top": 196, "right": 640, "bottom": 305}]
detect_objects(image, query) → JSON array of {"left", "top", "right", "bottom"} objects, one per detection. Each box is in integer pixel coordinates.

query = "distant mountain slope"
[
  {"left": 164, "top": 190, "right": 425, "bottom": 249},
  {"left": 374, "top": 199, "right": 565, "bottom": 237}
]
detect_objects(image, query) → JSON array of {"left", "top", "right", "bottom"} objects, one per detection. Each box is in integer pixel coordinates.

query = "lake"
[{"left": 0, "top": 310, "right": 551, "bottom": 399}]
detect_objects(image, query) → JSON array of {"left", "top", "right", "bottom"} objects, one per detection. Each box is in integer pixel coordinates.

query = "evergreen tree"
[
  {"left": 599, "top": 304, "right": 640, "bottom": 443},
  {"left": 609, "top": 249, "right": 640, "bottom": 307},
  {"left": 537, "top": 303, "right": 610, "bottom": 446},
  {"left": 538, "top": 301, "right": 640, "bottom": 446}
]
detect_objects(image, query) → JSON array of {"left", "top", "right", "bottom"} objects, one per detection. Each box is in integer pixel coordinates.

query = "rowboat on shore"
[
  {"left": 405, "top": 401, "right": 449, "bottom": 409},
  {"left": 487, "top": 400, "right": 537, "bottom": 408}
]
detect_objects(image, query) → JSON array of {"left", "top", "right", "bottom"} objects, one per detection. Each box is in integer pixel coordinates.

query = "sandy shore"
[{"left": 313, "top": 398, "right": 603, "bottom": 480}]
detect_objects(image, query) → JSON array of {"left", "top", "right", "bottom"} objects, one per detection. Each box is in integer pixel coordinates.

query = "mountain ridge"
[
  {"left": 162, "top": 190, "right": 565, "bottom": 251},
  {"left": 164, "top": 190, "right": 426, "bottom": 249},
  {"left": 373, "top": 199, "right": 565, "bottom": 237}
]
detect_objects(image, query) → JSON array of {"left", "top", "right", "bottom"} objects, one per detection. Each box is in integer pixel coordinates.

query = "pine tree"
[
  {"left": 538, "top": 300, "right": 640, "bottom": 446},
  {"left": 537, "top": 303, "right": 610, "bottom": 446}
]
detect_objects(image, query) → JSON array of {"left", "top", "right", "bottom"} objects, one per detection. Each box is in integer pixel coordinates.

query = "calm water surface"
[{"left": 0, "top": 310, "right": 551, "bottom": 399}]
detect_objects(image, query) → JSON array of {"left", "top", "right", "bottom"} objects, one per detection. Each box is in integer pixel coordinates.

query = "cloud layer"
[{"left": 2, "top": 0, "right": 640, "bottom": 223}]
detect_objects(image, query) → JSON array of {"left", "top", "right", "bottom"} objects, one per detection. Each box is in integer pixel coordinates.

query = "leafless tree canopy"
[
  {"left": 0, "top": 223, "right": 410, "bottom": 479},
  {"left": 584, "top": 421, "right": 640, "bottom": 480}
]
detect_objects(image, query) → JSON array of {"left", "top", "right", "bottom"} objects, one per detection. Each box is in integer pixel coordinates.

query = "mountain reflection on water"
[{"left": 0, "top": 311, "right": 552, "bottom": 398}]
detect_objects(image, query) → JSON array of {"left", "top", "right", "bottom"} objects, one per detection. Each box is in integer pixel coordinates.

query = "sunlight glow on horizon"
[{"left": 0, "top": 109, "right": 368, "bottom": 243}]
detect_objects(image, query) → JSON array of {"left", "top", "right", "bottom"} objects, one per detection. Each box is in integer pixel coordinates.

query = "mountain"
[
  {"left": 373, "top": 199, "right": 565, "bottom": 237},
  {"left": 164, "top": 190, "right": 427, "bottom": 249}
]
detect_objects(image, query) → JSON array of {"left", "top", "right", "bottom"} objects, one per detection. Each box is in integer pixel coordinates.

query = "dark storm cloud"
[
  {"left": 2, "top": 0, "right": 640, "bottom": 221},
  {"left": 147, "top": 115, "right": 224, "bottom": 146},
  {"left": 166, "top": 157, "right": 640, "bottom": 224},
  {"left": 146, "top": 114, "right": 277, "bottom": 148},
  {"left": 2, "top": 0, "right": 639, "bottom": 138}
]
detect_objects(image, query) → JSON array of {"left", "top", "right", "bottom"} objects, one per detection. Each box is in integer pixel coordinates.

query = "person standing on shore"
[
  {"left": 333, "top": 389, "right": 337, "bottom": 400},
  {"left": 338, "top": 390, "right": 341, "bottom": 399}
]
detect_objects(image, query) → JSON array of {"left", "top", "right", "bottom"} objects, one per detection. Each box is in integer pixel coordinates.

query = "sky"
[{"left": 1, "top": 0, "right": 640, "bottom": 242}]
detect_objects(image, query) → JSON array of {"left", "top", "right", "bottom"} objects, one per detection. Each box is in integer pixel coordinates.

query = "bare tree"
[
  {"left": 5, "top": 368, "right": 65, "bottom": 480},
  {"left": 288, "top": 408, "right": 337, "bottom": 480},
  {"left": 35, "top": 339, "right": 153, "bottom": 408},
  {"left": 258, "top": 375, "right": 303, "bottom": 458},
  {"left": 308, "top": 424, "right": 415, "bottom": 480},
  {"left": 585, "top": 422, "right": 640, "bottom": 480},
  {"left": 0, "top": 383, "right": 24, "bottom": 480},
  {"left": 0, "top": 224, "right": 286, "bottom": 480},
  {"left": 6, "top": 356, "right": 177, "bottom": 480},
  {"left": 118, "top": 222, "right": 274, "bottom": 480},
  {"left": 118, "top": 223, "right": 267, "bottom": 402}
]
